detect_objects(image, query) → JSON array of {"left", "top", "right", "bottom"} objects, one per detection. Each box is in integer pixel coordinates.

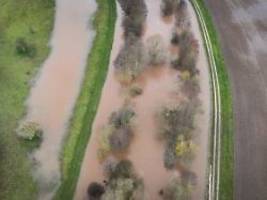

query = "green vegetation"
[
  {"left": 98, "top": 106, "right": 135, "bottom": 160},
  {"left": 191, "top": 0, "right": 234, "bottom": 199},
  {"left": 17, "top": 121, "right": 43, "bottom": 141},
  {"left": 95, "top": 160, "right": 144, "bottom": 200},
  {"left": 0, "top": 0, "right": 54, "bottom": 199},
  {"left": 54, "top": 0, "right": 116, "bottom": 199}
]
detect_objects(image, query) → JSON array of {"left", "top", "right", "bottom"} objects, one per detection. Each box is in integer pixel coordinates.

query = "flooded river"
[
  {"left": 75, "top": 0, "right": 211, "bottom": 200},
  {"left": 24, "top": 0, "right": 97, "bottom": 199}
]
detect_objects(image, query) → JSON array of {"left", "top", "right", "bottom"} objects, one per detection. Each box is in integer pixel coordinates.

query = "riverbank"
[
  {"left": 0, "top": 0, "right": 55, "bottom": 199},
  {"left": 54, "top": 0, "right": 117, "bottom": 199}
]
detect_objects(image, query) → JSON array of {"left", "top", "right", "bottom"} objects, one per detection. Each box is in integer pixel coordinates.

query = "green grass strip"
[
  {"left": 54, "top": 0, "right": 116, "bottom": 199},
  {"left": 0, "top": 0, "right": 55, "bottom": 199},
  {"left": 192, "top": 1, "right": 234, "bottom": 200}
]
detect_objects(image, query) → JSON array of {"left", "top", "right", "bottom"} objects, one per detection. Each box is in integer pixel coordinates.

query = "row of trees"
[
  {"left": 88, "top": 1, "right": 148, "bottom": 199},
  {"left": 157, "top": 0, "right": 202, "bottom": 199}
]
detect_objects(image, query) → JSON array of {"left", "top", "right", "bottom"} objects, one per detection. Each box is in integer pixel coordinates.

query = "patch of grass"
[
  {"left": 191, "top": 1, "right": 234, "bottom": 200},
  {"left": 54, "top": 0, "right": 116, "bottom": 199},
  {"left": 0, "top": 0, "right": 54, "bottom": 199}
]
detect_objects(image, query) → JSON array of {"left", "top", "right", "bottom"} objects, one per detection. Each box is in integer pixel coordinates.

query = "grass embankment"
[
  {"left": 192, "top": 1, "right": 234, "bottom": 200},
  {"left": 54, "top": 0, "right": 116, "bottom": 199},
  {"left": 0, "top": 0, "right": 55, "bottom": 199}
]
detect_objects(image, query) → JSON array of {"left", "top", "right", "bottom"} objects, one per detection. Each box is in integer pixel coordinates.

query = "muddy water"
[
  {"left": 73, "top": 3, "right": 124, "bottom": 200},
  {"left": 187, "top": 2, "right": 211, "bottom": 200},
  {"left": 24, "top": 0, "right": 97, "bottom": 199},
  {"left": 75, "top": 0, "right": 211, "bottom": 200}
]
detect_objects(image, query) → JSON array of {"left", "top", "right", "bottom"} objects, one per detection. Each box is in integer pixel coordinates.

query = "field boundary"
[{"left": 190, "top": 0, "right": 234, "bottom": 200}]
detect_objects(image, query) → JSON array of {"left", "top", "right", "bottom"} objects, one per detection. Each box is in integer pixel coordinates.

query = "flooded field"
[
  {"left": 75, "top": 0, "right": 211, "bottom": 199},
  {"left": 24, "top": 0, "right": 97, "bottom": 199}
]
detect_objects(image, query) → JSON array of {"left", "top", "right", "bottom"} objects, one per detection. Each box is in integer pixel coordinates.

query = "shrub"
[
  {"left": 98, "top": 107, "right": 136, "bottom": 159},
  {"left": 114, "top": 37, "right": 146, "bottom": 83},
  {"left": 180, "top": 76, "right": 200, "bottom": 99},
  {"left": 171, "top": 31, "right": 199, "bottom": 75},
  {"left": 15, "top": 38, "right": 36, "bottom": 57},
  {"left": 118, "top": 0, "right": 147, "bottom": 37},
  {"left": 171, "top": 32, "right": 180, "bottom": 45},
  {"left": 109, "top": 126, "right": 133, "bottom": 152},
  {"left": 175, "top": 0, "right": 190, "bottom": 30},
  {"left": 97, "top": 125, "right": 114, "bottom": 160},
  {"left": 87, "top": 182, "right": 105, "bottom": 200},
  {"left": 110, "top": 160, "right": 134, "bottom": 180},
  {"left": 128, "top": 84, "right": 143, "bottom": 97},
  {"left": 181, "top": 170, "right": 198, "bottom": 186},
  {"left": 109, "top": 106, "right": 135, "bottom": 129},
  {"left": 164, "top": 139, "right": 178, "bottom": 169},
  {"left": 146, "top": 35, "right": 167, "bottom": 66},
  {"left": 160, "top": 0, "right": 181, "bottom": 17},
  {"left": 17, "top": 121, "right": 43, "bottom": 141},
  {"left": 158, "top": 102, "right": 197, "bottom": 139},
  {"left": 161, "top": 176, "right": 194, "bottom": 200},
  {"left": 102, "top": 160, "right": 144, "bottom": 200}
]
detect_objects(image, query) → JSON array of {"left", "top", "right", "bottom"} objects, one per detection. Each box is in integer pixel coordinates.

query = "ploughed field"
[
  {"left": 204, "top": 0, "right": 267, "bottom": 199},
  {"left": 75, "top": 0, "right": 211, "bottom": 199}
]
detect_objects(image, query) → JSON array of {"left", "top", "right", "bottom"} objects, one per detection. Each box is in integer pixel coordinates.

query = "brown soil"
[{"left": 204, "top": 0, "right": 267, "bottom": 199}]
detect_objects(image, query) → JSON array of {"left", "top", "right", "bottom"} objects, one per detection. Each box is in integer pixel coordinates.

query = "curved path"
[{"left": 204, "top": 0, "right": 267, "bottom": 199}]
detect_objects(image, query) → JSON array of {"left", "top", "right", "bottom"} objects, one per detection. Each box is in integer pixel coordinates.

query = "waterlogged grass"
[
  {"left": 54, "top": 0, "right": 116, "bottom": 199},
  {"left": 193, "top": 1, "right": 234, "bottom": 200},
  {"left": 0, "top": 0, "right": 55, "bottom": 199}
]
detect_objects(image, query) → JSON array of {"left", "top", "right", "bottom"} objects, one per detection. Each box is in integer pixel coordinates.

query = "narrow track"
[{"left": 190, "top": 1, "right": 222, "bottom": 200}]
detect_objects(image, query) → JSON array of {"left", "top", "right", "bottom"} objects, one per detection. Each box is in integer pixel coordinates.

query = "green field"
[
  {"left": 54, "top": 0, "right": 116, "bottom": 199},
  {"left": 0, "top": 0, "right": 55, "bottom": 199},
  {"left": 193, "top": 1, "right": 234, "bottom": 200}
]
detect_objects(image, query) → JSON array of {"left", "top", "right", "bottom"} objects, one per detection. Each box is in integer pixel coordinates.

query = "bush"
[
  {"left": 174, "top": 0, "right": 190, "bottom": 30},
  {"left": 98, "top": 107, "right": 136, "bottom": 159},
  {"left": 17, "top": 121, "right": 43, "bottom": 141},
  {"left": 158, "top": 102, "right": 197, "bottom": 139},
  {"left": 109, "top": 126, "right": 133, "bottom": 152},
  {"left": 102, "top": 160, "right": 144, "bottom": 200},
  {"left": 180, "top": 76, "right": 200, "bottom": 99},
  {"left": 114, "top": 37, "right": 146, "bottom": 83},
  {"left": 15, "top": 38, "right": 36, "bottom": 57},
  {"left": 146, "top": 35, "right": 167, "bottom": 66},
  {"left": 97, "top": 126, "right": 114, "bottom": 160},
  {"left": 161, "top": 176, "right": 194, "bottom": 200},
  {"left": 160, "top": 0, "right": 181, "bottom": 17},
  {"left": 87, "top": 182, "right": 105, "bottom": 200},
  {"left": 118, "top": 0, "right": 147, "bottom": 37},
  {"left": 164, "top": 139, "right": 178, "bottom": 169},
  {"left": 171, "top": 31, "right": 199, "bottom": 75},
  {"left": 128, "top": 84, "right": 143, "bottom": 97},
  {"left": 109, "top": 106, "right": 135, "bottom": 129},
  {"left": 110, "top": 160, "right": 134, "bottom": 180},
  {"left": 175, "top": 135, "right": 196, "bottom": 166}
]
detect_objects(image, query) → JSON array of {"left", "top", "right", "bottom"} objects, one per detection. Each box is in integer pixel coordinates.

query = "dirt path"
[
  {"left": 74, "top": 1, "right": 211, "bottom": 199},
  {"left": 24, "top": 0, "right": 97, "bottom": 199},
  {"left": 204, "top": 0, "right": 267, "bottom": 199}
]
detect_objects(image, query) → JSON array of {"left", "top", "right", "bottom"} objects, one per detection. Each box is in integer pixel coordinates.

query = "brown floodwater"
[
  {"left": 75, "top": 0, "right": 211, "bottom": 200},
  {"left": 24, "top": 0, "right": 97, "bottom": 199}
]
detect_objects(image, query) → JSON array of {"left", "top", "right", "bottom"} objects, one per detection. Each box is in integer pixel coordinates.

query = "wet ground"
[
  {"left": 75, "top": 0, "right": 211, "bottom": 199},
  {"left": 24, "top": 0, "right": 97, "bottom": 199},
  {"left": 204, "top": 0, "right": 267, "bottom": 199}
]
